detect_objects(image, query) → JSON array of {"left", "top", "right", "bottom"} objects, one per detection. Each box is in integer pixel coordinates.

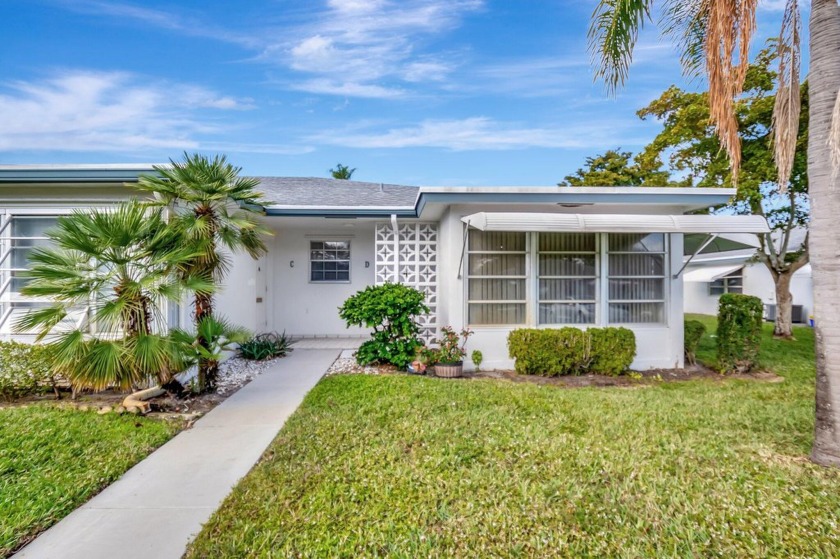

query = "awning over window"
[
  {"left": 683, "top": 264, "right": 743, "bottom": 282},
  {"left": 461, "top": 213, "right": 770, "bottom": 234},
  {"left": 684, "top": 233, "right": 759, "bottom": 255}
]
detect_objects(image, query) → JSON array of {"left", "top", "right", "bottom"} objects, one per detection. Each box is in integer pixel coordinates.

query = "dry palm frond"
[
  {"left": 772, "top": 0, "right": 801, "bottom": 192},
  {"left": 704, "top": 0, "right": 758, "bottom": 185},
  {"left": 830, "top": 87, "right": 840, "bottom": 184}
]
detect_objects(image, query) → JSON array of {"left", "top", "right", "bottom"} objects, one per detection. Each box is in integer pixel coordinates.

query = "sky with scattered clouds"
[{"left": 0, "top": 0, "right": 803, "bottom": 185}]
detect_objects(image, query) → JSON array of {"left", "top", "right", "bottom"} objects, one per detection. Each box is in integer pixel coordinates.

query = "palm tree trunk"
[
  {"left": 773, "top": 270, "right": 795, "bottom": 339},
  {"left": 195, "top": 290, "right": 214, "bottom": 392},
  {"left": 809, "top": 0, "right": 840, "bottom": 468}
]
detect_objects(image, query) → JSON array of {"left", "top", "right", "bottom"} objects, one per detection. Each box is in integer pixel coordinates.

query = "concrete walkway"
[{"left": 16, "top": 349, "right": 339, "bottom": 559}]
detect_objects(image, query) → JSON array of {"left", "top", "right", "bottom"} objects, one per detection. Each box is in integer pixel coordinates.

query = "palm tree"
[
  {"left": 330, "top": 163, "right": 356, "bottom": 180},
  {"left": 589, "top": 0, "right": 840, "bottom": 467},
  {"left": 137, "top": 153, "right": 269, "bottom": 392},
  {"left": 14, "top": 201, "right": 204, "bottom": 391}
]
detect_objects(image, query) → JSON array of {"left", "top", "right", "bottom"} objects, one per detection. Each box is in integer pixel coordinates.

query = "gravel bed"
[
  {"left": 215, "top": 356, "right": 281, "bottom": 395},
  {"left": 325, "top": 357, "right": 399, "bottom": 376}
]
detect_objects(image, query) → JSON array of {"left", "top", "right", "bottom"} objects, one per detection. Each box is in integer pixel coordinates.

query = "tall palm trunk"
[
  {"left": 195, "top": 210, "right": 219, "bottom": 392},
  {"left": 809, "top": 0, "right": 840, "bottom": 467}
]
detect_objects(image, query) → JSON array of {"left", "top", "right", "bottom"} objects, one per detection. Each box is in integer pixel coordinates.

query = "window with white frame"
[
  {"left": 709, "top": 269, "right": 743, "bottom": 295},
  {"left": 309, "top": 240, "right": 351, "bottom": 282},
  {"left": 465, "top": 231, "right": 669, "bottom": 328},
  {"left": 538, "top": 233, "right": 597, "bottom": 325},
  {"left": 0, "top": 214, "right": 60, "bottom": 333},
  {"left": 607, "top": 233, "right": 666, "bottom": 324},
  {"left": 467, "top": 230, "right": 527, "bottom": 325}
]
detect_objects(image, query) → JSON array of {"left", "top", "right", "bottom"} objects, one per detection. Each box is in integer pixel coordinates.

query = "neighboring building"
[
  {"left": 683, "top": 231, "right": 812, "bottom": 322},
  {"left": 0, "top": 165, "right": 769, "bottom": 370}
]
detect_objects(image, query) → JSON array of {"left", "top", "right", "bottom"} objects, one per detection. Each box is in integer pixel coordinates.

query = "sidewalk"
[{"left": 15, "top": 349, "right": 339, "bottom": 559}]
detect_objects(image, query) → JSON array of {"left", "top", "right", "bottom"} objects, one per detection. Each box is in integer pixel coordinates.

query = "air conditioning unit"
[{"left": 765, "top": 304, "right": 805, "bottom": 323}]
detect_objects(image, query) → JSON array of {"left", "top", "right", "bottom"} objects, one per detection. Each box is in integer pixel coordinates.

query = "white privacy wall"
[
  {"left": 374, "top": 222, "right": 439, "bottom": 342},
  {"left": 436, "top": 206, "right": 685, "bottom": 371}
]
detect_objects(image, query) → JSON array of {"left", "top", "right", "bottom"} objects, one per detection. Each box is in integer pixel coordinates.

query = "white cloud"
[
  {"left": 273, "top": 0, "right": 482, "bottom": 97},
  {"left": 48, "top": 0, "right": 258, "bottom": 48},
  {"left": 0, "top": 70, "right": 257, "bottom": 152},
  {"left": 308, "top": 117, "right": 650, "bottom": 151},
  {"left": 290, "top": 79, "right": 405, "bottom": 98}
]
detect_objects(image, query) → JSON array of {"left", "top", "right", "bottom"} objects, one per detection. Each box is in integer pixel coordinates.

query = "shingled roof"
[{"left": 254, "top": 177, "right": 419, "bottom": 208}]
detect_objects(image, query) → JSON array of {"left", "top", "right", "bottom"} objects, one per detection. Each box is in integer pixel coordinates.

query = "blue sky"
[{"left": 0, "top": 0, "right": 799, "bottom": 185}]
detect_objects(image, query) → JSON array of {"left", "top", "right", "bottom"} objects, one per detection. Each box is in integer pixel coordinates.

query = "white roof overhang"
[
  {"left": 461, "top": 213, "right": 770, "bottom": 234},
  {"left": 683, "top": 264, "right": 744, "bottom": 282}
]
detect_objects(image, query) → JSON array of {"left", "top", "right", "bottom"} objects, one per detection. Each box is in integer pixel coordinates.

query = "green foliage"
[
  {"left": 0, "top": 342, "right": 59, "bottom": 401},
  {"left": 588, "top": 327, "right": 637, "bottom": 376},
  {"left": 339, "top": 283, "right": 429, "bottom": 368},
  {"left": 137, "top": 153, "right": 270, "bottom": 392},
  {"left": 684, "top": 319, "right": 707, "bottom": 366},
  {"left": 433, "top": 327, "right": 473, "bottom": 364},
  {"left": 508, "top": 327, "right": 636, "bottom": 376},
  {"left": 238, "top": 332, "right": 291, "bottom": 361},
  {"left": 14, "top": 201, "right": 203, "bottom": 391},
  {"left": 329, "top": 163, "right": 356, "bottom": 180},
  {"left": 717, "top": 294, "right": 764, "bottom": 373},
  {"left": 471, "top": 350, "right": 483, "bottom": 371},
  {"left": 558, "top": 148, "right": 680, "bottom": 187},
  {"left": 186, "top": 327, "right": 834, "bottom": 558},
  {"left": 1, "top": 405, "right": 178, "bottom": 556},
  {"left": 171, "top": 316, "right": 250, "bottom": 386}
]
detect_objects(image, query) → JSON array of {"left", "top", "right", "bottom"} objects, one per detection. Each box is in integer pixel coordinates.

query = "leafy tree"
[
  {"left": 638, "top": 48, "right": 809, "bottom": 338},
  {"left": 329, "top": 163, "right": 356, "bottom": 180},
  {"left": 559, "top": 148, "right": 683, "bottom": 186},
  {"left": 137, "top": 153, "right": 269, "bottom": 392},
  {"left": 589, "top": 0, "right": 840, "bottom": 468},
  {"left": 14, "top": 201, "right": 205, "bottom": 391}
]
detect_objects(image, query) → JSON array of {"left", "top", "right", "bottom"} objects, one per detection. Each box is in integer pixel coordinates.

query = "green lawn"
[
  {"left": 0, "top": 405, "right": 179, "bottom": 557},
  {"left": 187, "top": 318, "right": 840, "bottom": 558}
]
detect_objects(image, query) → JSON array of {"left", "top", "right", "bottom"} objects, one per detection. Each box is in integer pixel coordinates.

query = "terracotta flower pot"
[{"left": 435, "top": 362, "right": 463, "bottom": 378}]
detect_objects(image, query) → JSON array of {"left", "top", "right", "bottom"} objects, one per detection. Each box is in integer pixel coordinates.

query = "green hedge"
[
  {"left": 717, "top": 293, "right": 763, "bottom": 373},
  {"left": 0, "top": 341, "right": 59, "bottom": 401},
  {"left": 684, "top": 320, "right": 707, "bottom": 366},
  {"left": 507, "top": 327, "right": 636, "bottom": 376}
]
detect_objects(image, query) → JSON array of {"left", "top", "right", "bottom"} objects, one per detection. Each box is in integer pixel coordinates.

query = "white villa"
[
  {"left": 0, "top": 164, "right": 770, "bottom": 370},
  {"left": 683, "top": 231, "right": 812, "bottom": 323}
]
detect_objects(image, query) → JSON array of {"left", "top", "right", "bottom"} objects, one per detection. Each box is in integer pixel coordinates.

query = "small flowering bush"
[
  {"left": 432, "top": 326, "right": 473, "bottom": 364},
  {"left": 0, "top": 341, "right": 60, "bottom": 401}
]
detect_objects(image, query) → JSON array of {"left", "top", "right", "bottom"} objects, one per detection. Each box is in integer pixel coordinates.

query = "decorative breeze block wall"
[{"left": 375, "top": 222, "right": 438, "bottom": 342}]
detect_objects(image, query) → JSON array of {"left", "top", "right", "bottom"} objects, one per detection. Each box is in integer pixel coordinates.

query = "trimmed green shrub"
[
  {"left": 339, "top": 283, "right": 430, "bottom": 368},
  {"left": 589, "top": 327, "right": 636, "bottom": 376},
  {"left": 239, "top": 332, "right": 291, "bottom": 360},
  {"left": 717, "top": 293, "right": 763, "bottom": 373},
  {"left": 684, "top": 320, "right": 707, "bottom": 366},
  {"left": 0, "top": 341, "right": 60, "bottom": 401},
  {"left": 507, "top": 327, "right": 635, "bottom": 376}
]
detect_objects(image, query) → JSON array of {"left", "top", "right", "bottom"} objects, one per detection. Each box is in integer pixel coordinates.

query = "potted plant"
[{"left": 432, "top": 327, "right": 473, "bottom": 378}]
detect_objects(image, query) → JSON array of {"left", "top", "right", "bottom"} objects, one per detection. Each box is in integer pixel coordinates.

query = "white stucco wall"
[
  {"left": 684, "top": 262, "right": 813, "bottom": 321},
  {"left": 264, "top": 221, "right": 376, "bottom": 337},
  {"left": 436, "top": 206, "right": 686, "bottom": 371}
]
